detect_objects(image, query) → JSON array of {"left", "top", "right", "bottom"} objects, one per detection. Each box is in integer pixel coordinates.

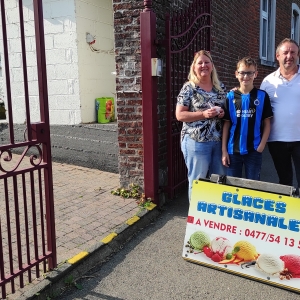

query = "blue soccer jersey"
[{"left": 224, "top": 88, "right": 273, "bottom": 155}]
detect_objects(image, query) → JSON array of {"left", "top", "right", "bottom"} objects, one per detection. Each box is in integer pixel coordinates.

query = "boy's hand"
[
  {"left": 222, "top": 151, "right": 230, "bottom": 167},
  {"left": 256, "top": 144, "right": 265, "bottom": 153}
]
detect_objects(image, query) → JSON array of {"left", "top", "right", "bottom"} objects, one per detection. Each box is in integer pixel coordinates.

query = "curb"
[{"left": 16, "top": 204, "right": 161, "bottom": 300}]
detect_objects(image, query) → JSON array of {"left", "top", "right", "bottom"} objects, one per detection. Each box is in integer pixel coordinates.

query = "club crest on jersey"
[{"left": 254, "top": 99, "right": 260, "bottom": 106}]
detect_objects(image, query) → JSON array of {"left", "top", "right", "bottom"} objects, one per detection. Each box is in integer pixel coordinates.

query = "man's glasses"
[{"left": 237, "top": 71, "right": 256, "bottom": 77}]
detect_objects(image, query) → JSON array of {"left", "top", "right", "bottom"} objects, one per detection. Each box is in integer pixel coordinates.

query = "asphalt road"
[
  {"left": 0, "top": 123, "right": 119, "bottom": 173},
  {"left": 59, "top": 149, "right": 299, "bottom": 300}
]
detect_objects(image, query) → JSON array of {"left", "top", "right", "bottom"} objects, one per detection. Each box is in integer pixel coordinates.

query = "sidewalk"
[{"left": 5, "top": 159, "right": 158, "bottom": 300}]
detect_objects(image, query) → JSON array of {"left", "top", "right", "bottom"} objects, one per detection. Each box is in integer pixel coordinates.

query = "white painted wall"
[
  {"left": 0, "top": 0, "right": 115, "bottom": 125},
  {"left": 0, "top": 0, "right": 81, "bottom": 124},
  {"left": 75, "top": 0, "right": 116, "bottom": 123}
]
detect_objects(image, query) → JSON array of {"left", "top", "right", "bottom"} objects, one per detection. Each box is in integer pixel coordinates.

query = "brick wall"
[
  {"left": 114, "top": 0, "right": 190, "bottom": 190},
  {"left": 115, "top": 0, "right": 300, "bottom": 193},
  {"left": 113, "top": 0, "right": 143, "bottom": 187},
  {"left": 212, "top": 0, "right": 300, "bottom": 89},
  {"left": 211, "top": 1, "right": 261, "bottom": 89}
]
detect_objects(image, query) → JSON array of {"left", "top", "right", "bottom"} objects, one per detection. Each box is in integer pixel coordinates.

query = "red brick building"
[
  {"left": 114, "top": 0, "right": 300, "bottom": 204},
  {"left": 212, "top": 0, "right": 300, "bottom": 88}
]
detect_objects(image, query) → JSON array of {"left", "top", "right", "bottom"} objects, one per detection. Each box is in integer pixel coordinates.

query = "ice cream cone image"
[
  {"left": 233, "top": 240, "right": 258, "bottom": 261},
  {"left": 218, "top": 240, "right": 258, "bottom": 265},
  {"left": 203, "top": 237, "right": 233, "bottom": 262},
  {"left": 188, "top": 231, "right": 210, "bottom": 251},
  {"left": 255, "top": 253, "right": 284, "bottom": 276}
]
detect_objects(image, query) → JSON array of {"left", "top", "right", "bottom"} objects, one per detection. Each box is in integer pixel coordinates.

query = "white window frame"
[
  {"left": 291, "top": 3, "right": 300, "bottom": 44},
  {"left": 260, "top": 0, "right": 276, "bottom": 66}
]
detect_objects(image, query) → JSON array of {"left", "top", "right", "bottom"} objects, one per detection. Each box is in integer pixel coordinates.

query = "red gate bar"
[
  {"left": 18, "top": 0, "right": 32, "bottom": 141},
  {"left": 0, "top": 0, "right": 14, "bottom": 143},
  {"left": 33, "top": 0, "right": 57, "bottom": 269},
  {"left": 0, "top": 0, "right": 56, "bottom": 297},
  {"left": 21, "top": 173, "right": 32, "bottom": 284}
]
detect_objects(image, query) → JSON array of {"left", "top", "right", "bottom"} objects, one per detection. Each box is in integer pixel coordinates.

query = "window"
[
  {"left": 260, "top": 0, "right": 276, "bottom": 66},
  {"left": 291, "top": 3, "right": 300, "bottom": 44}
]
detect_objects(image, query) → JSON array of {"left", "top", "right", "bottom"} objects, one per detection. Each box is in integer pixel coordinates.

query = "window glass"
[
  {"left": 262, "top": 0, "right": 268, "bottom": 12},
  {"left": 260, "top": 0, "right": 276, "bottom": 65},
  {"left": 262, "top": 19, "right": 267, "bottom": 58},
  {"left": 291, "top": 4, "right": 300, "bottom": 44}
]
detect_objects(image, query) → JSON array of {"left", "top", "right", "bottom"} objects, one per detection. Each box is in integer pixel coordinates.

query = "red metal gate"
[
  {"left": 0, "top": 0, "right": 56, "bottom": 298},
  {"left": 165, "top": 0, "right": 211, "bottom": 199}
]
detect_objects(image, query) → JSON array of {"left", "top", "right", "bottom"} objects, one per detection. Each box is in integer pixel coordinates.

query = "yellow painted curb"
[
  {"left": 145, "top": 203, "right": 157, "bottom": 211},
  {"left": 101, "top": 232, "right": 117, "bottom": 244},
  {"left": 126, "top": 215, "right": 140, "bottom": 225},
  {"left": 68, "top": 251, "right": 89, "bottom": 264}
]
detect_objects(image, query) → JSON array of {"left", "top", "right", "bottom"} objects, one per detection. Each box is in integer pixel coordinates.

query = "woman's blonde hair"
[{"left": 188, "top": 50, "right": 222, "bottom": 91}]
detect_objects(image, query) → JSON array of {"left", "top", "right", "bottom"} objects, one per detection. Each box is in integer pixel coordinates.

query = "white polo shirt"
[{"left": 260, "top": 67, "right": 300, "bottom": 142}]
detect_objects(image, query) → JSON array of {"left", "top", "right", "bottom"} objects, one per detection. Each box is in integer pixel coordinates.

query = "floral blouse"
[{"left": 177, "top": 82, "right": 226, "bottom": 142}]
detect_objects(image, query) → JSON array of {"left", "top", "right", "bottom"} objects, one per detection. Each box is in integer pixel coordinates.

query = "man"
[{"left": 260, "top": 38, "right": 300, "bottom": 195}]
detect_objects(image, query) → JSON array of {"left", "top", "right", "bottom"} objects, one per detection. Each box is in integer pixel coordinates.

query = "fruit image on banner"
[{"left": 182, "top": 180, "right": 300, "bottom": 294}]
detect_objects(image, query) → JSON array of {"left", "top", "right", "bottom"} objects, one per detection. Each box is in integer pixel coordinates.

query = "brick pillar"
[{"left": 113, "top": 0, "right": 144, "bottom": 188}]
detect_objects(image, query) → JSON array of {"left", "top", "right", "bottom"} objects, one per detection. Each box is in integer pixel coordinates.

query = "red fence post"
[
  {"left": 140, "top": 1, "right": 159, "bottom": 204},
  {"left": 33, "top": 0, "right": 57, "bottom": 268}
]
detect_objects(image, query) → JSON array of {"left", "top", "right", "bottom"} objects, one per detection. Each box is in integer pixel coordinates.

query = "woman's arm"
[{"left": 175, "top": 105, "right": 220, "bottom": 122}]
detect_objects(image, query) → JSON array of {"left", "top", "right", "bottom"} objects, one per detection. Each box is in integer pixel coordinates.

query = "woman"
[{"left": 176, "top": 50, "right": 226, "bottom": 201}]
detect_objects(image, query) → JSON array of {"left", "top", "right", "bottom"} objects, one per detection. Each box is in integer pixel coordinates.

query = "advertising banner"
[{"left": 182, "top": 180, "right": 300, "bottom": 293}]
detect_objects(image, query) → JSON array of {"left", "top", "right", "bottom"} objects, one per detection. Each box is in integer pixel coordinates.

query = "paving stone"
[{"left": 0, "top": 154, "right": 146, "bottom": 299}]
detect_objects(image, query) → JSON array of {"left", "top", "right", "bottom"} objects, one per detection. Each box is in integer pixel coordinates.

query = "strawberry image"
[
  {"left": 280, "top": 254, "right": 300, "bottom": 279},
  {"left": 203, "top": 246, "right": 213, "bottom": 258},
  {"left": 211, "top": 253, "right": 222, "bottom": 262}
]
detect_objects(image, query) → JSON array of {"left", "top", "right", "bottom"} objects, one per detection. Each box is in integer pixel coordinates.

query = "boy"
[{"left": 222, "top": 57, "right": 273, "bottom": 180}]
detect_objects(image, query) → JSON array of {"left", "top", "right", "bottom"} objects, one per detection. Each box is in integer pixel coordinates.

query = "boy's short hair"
[{"left": 236, "top": 56, "right": 257, "bottom": 71}]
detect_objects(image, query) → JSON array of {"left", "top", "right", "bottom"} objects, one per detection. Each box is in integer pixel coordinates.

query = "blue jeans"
[
  {"left": 227, "top": 151, "right": 262, "bottom": 180},
  {"left": 181, "top": 135, "right": 225, "bottom": 201}
]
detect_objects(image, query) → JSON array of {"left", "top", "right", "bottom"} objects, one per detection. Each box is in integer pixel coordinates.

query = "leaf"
[
  {"left": 64, "top": 275, "right": 74, "bottom": 284},
  {"left": 75, "top": 283, "right": 83, "bottom": 290},
  {"left": 226, "top": 253, "right": 233, "bottom": 260},
  {"left": 232, "top": 246, "right": 240, "bottom": 254}
]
